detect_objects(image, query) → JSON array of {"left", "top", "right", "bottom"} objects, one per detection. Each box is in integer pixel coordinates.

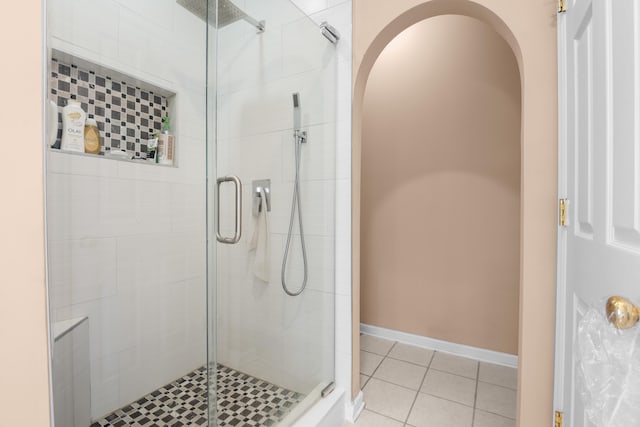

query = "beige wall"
[
  {"left": 0, "top": 1, "right": 52, "bottom": 426},
  {"left": 361, "top": 15, "right": 521, "bottom": 355},
  {"left": 352, "top": 0, "right": 558, "bottom": 425}
]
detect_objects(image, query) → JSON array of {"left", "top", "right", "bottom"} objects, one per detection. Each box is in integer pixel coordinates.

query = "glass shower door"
[
  {"left": 45, "top": 0, "right": 211, "bottom": 426},
  {"left": 209, "top": 0, "right": 338, "bottom": 424}
]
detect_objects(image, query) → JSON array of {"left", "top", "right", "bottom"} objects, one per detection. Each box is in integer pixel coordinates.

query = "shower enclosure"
[{"left": 44, "top": 0, "right": 337, "bottom": 425}]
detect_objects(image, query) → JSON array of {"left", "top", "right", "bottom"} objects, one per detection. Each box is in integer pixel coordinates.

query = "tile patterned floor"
[
  {"left": 92, "top": 364, "right": 304, "bottom": 427},
  {"left": 347, "top": 334, "right": 517, "bottom": 427}
]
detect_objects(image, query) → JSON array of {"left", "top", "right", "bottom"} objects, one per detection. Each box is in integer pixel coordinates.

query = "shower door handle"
[{"left": 216, "top": 176, "right": 242, "bottom": 244}]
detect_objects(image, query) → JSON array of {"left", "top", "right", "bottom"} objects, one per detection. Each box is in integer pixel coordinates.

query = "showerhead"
[
  {"left": 176, "top": 0, "right": 265, "bottom": 32},
  {"left": 292, "top": 93, "right": 301, "bottom": 131}
]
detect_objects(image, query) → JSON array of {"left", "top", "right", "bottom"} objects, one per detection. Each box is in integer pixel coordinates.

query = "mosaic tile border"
[
  {"left": 49, "top": 58, "right": 168, "bottom": 158},
  {"left": 91, "top": 365, "right": 304, "bottom": 427}
]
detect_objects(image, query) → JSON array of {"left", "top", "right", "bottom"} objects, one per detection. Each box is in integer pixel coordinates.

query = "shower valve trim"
[{"left": 294, "top": 130, "right": 307, "bottom": 143}]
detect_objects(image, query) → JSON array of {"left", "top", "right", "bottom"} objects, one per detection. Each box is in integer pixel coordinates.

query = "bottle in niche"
[
  {"left": 147, "top": 135, "right": 158, "bottom": 162},
  {"left": 61, "top": 100, "right": 86, "bottom": 153},
  {"left": 84, "top": 118, "right": 101, "bottom": 154},
  {"left": 157, "top": 117, "right": 175, "bottom": 166}
]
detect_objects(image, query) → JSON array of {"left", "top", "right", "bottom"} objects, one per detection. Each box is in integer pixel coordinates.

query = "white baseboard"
[
  {"left": 360, "top": 323, "right": 518, "bottom": 368},
  {"left": 345, "top": 391, "right": 364, "bottom": 423}
]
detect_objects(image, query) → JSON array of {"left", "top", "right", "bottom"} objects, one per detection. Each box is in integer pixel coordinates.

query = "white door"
[{"left": 555, "top": 0, "right": 640, "bottom": 425}]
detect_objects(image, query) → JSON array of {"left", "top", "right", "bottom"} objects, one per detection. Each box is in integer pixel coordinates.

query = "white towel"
[{"left": 249, "top": 188, "right": 270, "bottom": 281}]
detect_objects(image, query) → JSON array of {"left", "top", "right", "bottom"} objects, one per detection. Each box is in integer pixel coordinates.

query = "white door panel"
[
  {"left": 610, "top": 1, "right": 640, "bottom": 251},
  {"left": 573, "top": 3, "right": 595, "bottom": 239},
  {"left": 556, "top": 0, "right": 640, "bottom": 426}
]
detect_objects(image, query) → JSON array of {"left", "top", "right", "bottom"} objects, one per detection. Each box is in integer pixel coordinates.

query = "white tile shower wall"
[
  {"left": 215, "top": 0, "right": 352, "bottom": 402},
  {"left": 46, "top": 0, "right": 207, "bottom": 420}
]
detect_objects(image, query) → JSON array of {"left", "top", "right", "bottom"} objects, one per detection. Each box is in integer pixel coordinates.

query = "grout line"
[
  {"left": 360, "top": 334, "right": 397, "bottom": 358},
  {"left": 471, "top": 362, "right": 480, "bottom": 427},
  {"left": 477, "top": 379, "right": 518, "bottom": 391},
  {"left": 416, "top": 390, "right": 475, "bottom": 409},
  {"left": 401, "top": 350, "right": 433, "bottom": 425},
  {"left": 385, "top": 340, "right": 398, "bottom": 356},
  {"left": 363, "top": 346, "right": 393, "bottom": 380},
  {"left": 427, "top": 366, "right": 478, "bottom": 381},
  {"left": 385, "top": 354, "right": 433, "bottom": 369},
  {"left": 475, "top": 408, "right": 516, "bottom": 421},
  {"left": 362, "top": 407, "right": 407, "bottom": 424},
  {"left": 360, "top": 372, "right": 372, "bottom": 389},
  {"left": 360, "top": 348, "right": 386, "bottom": 358},
  {"left": 426, "top": 350, "right": 436, "bottom": 369},
  {"left": 363, "top": 376, "right": 421, "bottom": 392}
]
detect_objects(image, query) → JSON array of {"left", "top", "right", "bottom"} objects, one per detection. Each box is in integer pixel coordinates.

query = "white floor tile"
[
  {"left": 358, "top": 345, "right": 517, "bottom": 427},
  {"left": 362, "top": 378, "right": 417, "bottom": 422},
  {"left": 473, "top": 409, "right": 515, "bottom": 427},
  {"left": 475, "top": 382, "right": 517, "bottom": 419},
  {"left": 373, "top": 357, "right": 427, "bottom": 390},
  {"left": 387, "top": 343, "right": 434, "bottom": 367},
  {"left": 430, "top": 352, "right": 478, "bottom": 379},
  {"left": 360, "top": 334, "right": 395, "bottom": 356},
  {"left": 478, "top": 362, "right": 517, "bottom": 390},
  {"left": 407, "top": 393, "right": 473, "bottom": 427},
  {"left": 354, "top": 409, "right": 404, "bottom": 427},
  {"left": 360, "top": 350, "right": 384, "bottom": 376},
  {"left": 421, "top": 369, "right": 476, "bottom": 407}
]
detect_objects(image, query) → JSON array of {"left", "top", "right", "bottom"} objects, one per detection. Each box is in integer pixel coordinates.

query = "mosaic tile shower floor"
[{"left": 91, "top": 364, "right": 304, "bottom": 427}]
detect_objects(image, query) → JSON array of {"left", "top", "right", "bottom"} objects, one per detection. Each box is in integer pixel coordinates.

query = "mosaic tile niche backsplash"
[{"left": 49, "top": 58, "right": 168, "bottom": 159}]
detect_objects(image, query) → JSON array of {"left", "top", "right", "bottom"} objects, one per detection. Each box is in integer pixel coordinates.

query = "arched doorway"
[
  {"left": 351, "top": 1, "right": 558, "bottom": 425},
  {"left": 359, "top": 13, "right": 521, "bottom": 424}
]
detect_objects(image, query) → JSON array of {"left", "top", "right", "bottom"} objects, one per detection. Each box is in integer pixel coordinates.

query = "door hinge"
[
  {"left": 555, "top": 411, "right": 564, "bottom": 427},
  {"left": 559, "top": 198, "right": 568, "bottom": 227},
  {"left": 558, "top": 0, "right": 566, "bottom": 13}
]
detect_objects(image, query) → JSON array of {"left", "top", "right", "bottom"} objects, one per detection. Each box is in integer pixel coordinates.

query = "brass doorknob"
[{"left": 606, "top": 296, "right": 640, "bottom": 329}]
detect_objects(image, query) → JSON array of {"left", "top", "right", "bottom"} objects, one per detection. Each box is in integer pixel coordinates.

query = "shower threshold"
[{"left": 91, "top": 364, "right": 305, "bottom": 427}]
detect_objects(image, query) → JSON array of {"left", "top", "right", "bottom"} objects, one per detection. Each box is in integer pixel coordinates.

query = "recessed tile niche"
[{"left": 49, "top": 50, "right": 176, "bottom": 162}]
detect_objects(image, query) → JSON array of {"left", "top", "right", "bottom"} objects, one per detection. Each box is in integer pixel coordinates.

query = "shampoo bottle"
[
  {"left": 61, "top": 100, "right": 86, "bottom": 153},
  {"left": 47, "top": 100, "right": 59, "bottom": 148},
  {"left": 157, "top": 117, "right": 175, "bottom": 166},
  {"left": 84, "top": 118, "right": 101, "bottom": 154}
]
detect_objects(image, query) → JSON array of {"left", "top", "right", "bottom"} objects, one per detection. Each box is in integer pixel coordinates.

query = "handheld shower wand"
[
  {"left": 292, "top": 92, "right": 301, "bottom": 131},
  {"left": 281, "top": 93, "right": 308, "bottom": 296},
  {"left": 292, "top": 92, "right": 306, "bottom": 143}
]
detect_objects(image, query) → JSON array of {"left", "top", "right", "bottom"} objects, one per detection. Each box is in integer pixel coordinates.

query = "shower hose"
[{"left": 281, "top": 130, "right": 308, "bottom": 296}]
